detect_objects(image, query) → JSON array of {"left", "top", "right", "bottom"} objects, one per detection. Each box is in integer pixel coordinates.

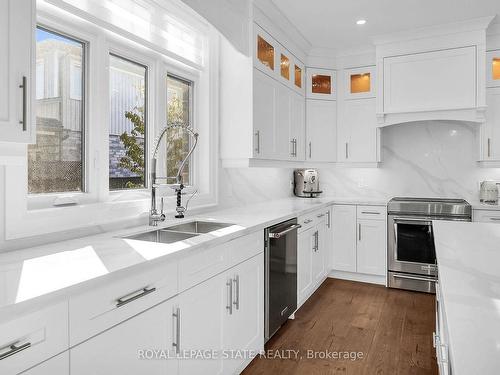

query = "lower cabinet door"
[
  {"left": 312, "top": 219, "right": 326, "bottom": 285},
  {"left": 356, "top": 219, "right": 386, "bottom": 276},
  {"left": 332, "top": 205, "right": 357, "bottom": 272},
  {"left": 23, "top": 351, "right": 69, "bottom": 375},
  {"left": 224, "top": 254, "right": 264, "bottom": 374},
  {"left": 70, "top": 298, "right": 178, "bottom": 375},
  {"left": 298, "top": 227, "right": 314, "bottom": 305},
  {"left": 178, "top": 272, "right": 226, "bottom": 375}
]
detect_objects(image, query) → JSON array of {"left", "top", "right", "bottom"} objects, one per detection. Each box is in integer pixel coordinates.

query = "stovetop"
[{"left": 387, "top": 197, "right": 472, "bottom": 217}]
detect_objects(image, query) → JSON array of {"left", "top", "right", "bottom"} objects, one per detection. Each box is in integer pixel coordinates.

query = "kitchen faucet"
[{"left": 149, "top": 123, "right": 199, "bottom": 226}]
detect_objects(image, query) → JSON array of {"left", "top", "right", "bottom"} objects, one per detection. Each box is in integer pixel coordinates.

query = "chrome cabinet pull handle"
[
  {"left": 303, "top": 219, "right": 313, "bottom": 224},
  {"left": 116, "top": 287, "right": 156, "bottom": 308},
  {"left": 226, "top": 279, "right": 233, "bottom": 315},
  {"left": 488, "top": 138, "right": 491, "bottom": 158},
  {"left": 489, "top": 217, "right": 500, "bottom": 221},
  {"left": 326, "top": 210, "right": 331, "bottom": 228},
  {"left": 254, "top": 131, "right": 260, "bottom": 154},
  {"left": 293, "top": 138, "right": 297, "bottom": 157},
  {"left": 19, "top": 76, "right": 27, "bottom": 131},
  {"left": 0, "top": 342, "right": 31, "bottom": 361},
  {"left": 345, "top": 143, "right": 348, "bottom": 159},
  {"left": 233, "top": 275, "right": 240, "bottom": 310},
  {"left": 358, "top": 223, "right": 361, "bottom": 241},
  {"left": 290, "top": 139, "right": 294, "bottom": 156},
  {"left": 361, "top": 211, "right": 380, "bottom": 215},
  {"left": 316, "top": 213, "right": 325, "bottom": 218},
  {"left": 308, "top": 141, "right": 312, "bottom": 158},
  {"left": 172, "top": 307, "right": 181, "bottom": 354}
]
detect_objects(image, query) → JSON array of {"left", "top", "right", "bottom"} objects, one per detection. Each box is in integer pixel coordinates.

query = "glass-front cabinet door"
[
  {"left": 254, "top": 24, "right": 277, "bottom": 76},
  {"left": 306, "top": 68, "right": 336, "bottom": 100},
  {"left": 487, "top": 50, "right": 500, "bottom": 88},
  {"left": 344, "top": 66, "right": 375, "bottom": 99}
]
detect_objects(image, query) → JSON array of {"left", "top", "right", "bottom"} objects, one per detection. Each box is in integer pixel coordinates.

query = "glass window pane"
[
  {"left": 167, "top": 75, "right": 192, "bottom": 186},
  {"left": 257, "top": 35, "right": 274, "bottom": 70},
  {"left": 109, "top": 55, "right": 147, "bottom": 190},
  {"left": 280, "top": 54, "right": 290, "bottom": 80},
  {"left": 350, "top": 73, "right": 371, "bottom": 93},
  {"left": 294, "top": 65, "right": 302, "bottom": 88},
  {"left": 493, "top": 57, "right": 500, "bottom": 80},
  {"left": 28, "top": 27, "right": 85, "bottom": 194},
  {"left": 312, "top": 74, "right": 331, "bottom": 94}
]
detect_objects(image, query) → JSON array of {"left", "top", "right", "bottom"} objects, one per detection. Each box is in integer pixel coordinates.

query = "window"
[
  {"left": 28, "top": 27, "right": 85, "bottom": 194},
  {"left": 166, "top": 75, "right": 193, "bottom": 185},
  {"left": 109, "top": 54, "right": 147, "bottom": 190}
]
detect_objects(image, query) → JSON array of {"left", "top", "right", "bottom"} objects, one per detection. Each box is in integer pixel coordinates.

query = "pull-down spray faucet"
[{"left": 149, "top": 123, "right": 199, "bottom": 226}]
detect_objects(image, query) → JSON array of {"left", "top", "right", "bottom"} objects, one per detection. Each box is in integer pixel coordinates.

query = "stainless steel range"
[{"left": 387, "top": 197, "right": 471, "bottom": 293}]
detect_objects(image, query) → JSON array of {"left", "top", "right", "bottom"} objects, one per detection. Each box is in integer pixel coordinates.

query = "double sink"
[{"left": 124, "top": 221, "right": 233, "bottom": 244}]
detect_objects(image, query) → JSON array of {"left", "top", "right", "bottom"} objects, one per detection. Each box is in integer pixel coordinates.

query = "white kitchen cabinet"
[
  {"left": 382, "top": 46, "right": 476, "bottom": 114},
  {"left": 70, "top": 298, "right": 178, "bottom": 375},
  {"left": 480, "top": 87, "right": 500, "bottom": 161},
  {"left": 306, "top": 99, "right": 337, "bottom": 162},
  {"left": 178, "top": 272, "right": 226, "bottom": 375},
  {"left": 312, "top": 215, "right": 327, "bottom": 285},
  {"left": 23, "top": 352, "right": 69, "bottom": 375},
  {"left": 332, "top": 205, "right": 357, "bottom": 272},
  {"left": 344, "top": 66, "right": 375, "bottom": 100},
  {"left": 253, "top": 68, "right": 277, "bottom": 159},
  {"left": 486, "top": 50, "right": 500, "bottom": 88},
  {"left": 0, "top": 0, "right": 35, "bottom": 143},
  {"left": 473, "top": 209, "right": 500, "bottom": 223},
  {"left": 276, "top": 83, "right": 293, "bottom": 160},
  {"left": 298, "top": 226, "right": 314, "bottom": 305},
  {"left": 224, "top": 254, "right": 264, "bottom": 375},
  {"left": 357, "top": 219, "right": 386, "bottom": 276},
  {"left": 306, "top": 68, "right": 336, "bottom": 100},
  {"left": 337, "top": 97, "right": 378, "bottom": 163}
]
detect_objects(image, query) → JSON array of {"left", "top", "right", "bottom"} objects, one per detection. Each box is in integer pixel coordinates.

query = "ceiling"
[{"left": 271, "top": 0, "right": 500, "bottom": 51}]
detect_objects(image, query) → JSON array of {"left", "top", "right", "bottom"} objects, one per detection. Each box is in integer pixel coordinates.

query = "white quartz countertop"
[
  {"left": 433, "top": 221, "right": 500, "bottom": 375},
  {"left": 0, "top": 196, "right": 386, "bottom": 319}
]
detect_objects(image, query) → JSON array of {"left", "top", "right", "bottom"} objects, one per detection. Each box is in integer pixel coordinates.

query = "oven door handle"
[
  {"left": 392, "top": 274, "right": 437, "bottom": 283},
  {"left": 393, "top": 218, "right": 432, "bottom": 225}
]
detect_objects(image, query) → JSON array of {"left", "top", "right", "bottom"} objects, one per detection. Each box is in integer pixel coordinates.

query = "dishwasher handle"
[{"left": 268, "top": 224, "right": 302, "bottom": 239}]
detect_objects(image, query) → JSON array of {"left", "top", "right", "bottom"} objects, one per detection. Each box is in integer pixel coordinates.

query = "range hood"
[{"left": 373, "top": 16, "right": 495, "bottom": 127}]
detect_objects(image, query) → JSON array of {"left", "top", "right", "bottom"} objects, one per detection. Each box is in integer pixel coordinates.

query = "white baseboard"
[{"left": 328, "top": 269, "right": 386, "bottom": 286}]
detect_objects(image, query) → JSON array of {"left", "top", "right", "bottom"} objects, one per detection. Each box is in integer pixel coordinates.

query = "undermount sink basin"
[
  {"left": 165, "top": 221, "right": 233, "bottom": 234},
  {"left": 124, "top": 229, "right": 198, "bottom": 244}
]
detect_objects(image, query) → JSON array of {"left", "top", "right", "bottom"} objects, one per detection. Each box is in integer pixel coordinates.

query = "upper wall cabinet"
[
  {"left": 0, "top": 0, "right": 35, "bottom": 143},
  {"left": 487, "top": 50, "right": 500, "bottom": 88},
  {"left": 344, "top": 66, "right": 375, "bottom": 99},
  {"left": 306, "top": 68, "right": 336, "bottom": 100},
  {"left": 383, "top": 47, "right": 477, "bottom": 113},
  {"left": 374, "top": 16, "right": 493, "bottom": 126}
]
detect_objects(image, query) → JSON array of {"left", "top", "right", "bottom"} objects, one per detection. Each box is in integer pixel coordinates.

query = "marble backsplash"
[{"left": 219, "top": 121, "right": 500, "bottom": 207}]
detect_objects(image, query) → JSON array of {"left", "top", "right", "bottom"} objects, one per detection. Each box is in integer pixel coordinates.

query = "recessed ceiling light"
[{"left": 356, "top": 19, "right": 367, "bottom": 25}]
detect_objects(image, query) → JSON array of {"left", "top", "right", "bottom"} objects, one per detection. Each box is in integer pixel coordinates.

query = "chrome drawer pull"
[
  {"left": 172, "top": 307, "right": 181, "bottom": 354},
  {"left": 316, "top": 213, "right": 325, "bottom": 218},
  {"left": 0, "top": 342, "right": 31, "bottom": 361},
  {"left": 393, "top": 274, "right": 437, "bottom": 283},
  {"left": 233, "top": 275, "right": 240, "bottom": 310},
  {"left": 226, "top": 279, "right": 233, "bottom": 315},
  {"left": 361, "top": 211, "right": 380, "bottom": 215},
  {"left": 116, "top": 287, "right": 156, "bottom": 308},
  {"left": 19, "top": 76, "right": 27, "bottom": 131},
  {"left": 303, "top": 219, "right": 313, "bottom": 224},
  {"left": 489, "top": 217, "right": 500, "bottom": 221}
]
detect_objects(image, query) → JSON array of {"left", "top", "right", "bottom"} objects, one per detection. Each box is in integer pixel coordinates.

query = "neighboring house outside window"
[{"left": 28, "top": 27, "right": 85, "bottom": 194}]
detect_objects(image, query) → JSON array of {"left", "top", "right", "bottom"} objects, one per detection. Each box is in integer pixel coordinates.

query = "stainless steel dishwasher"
[{"left": 264, "top": 218, "right": 301, "bottom": 342}]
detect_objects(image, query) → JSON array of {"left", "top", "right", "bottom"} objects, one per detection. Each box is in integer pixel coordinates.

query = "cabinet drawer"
[
  {"left": 473, "top": 209, "right": 500, "bottom": 223},
  {"left": 357, "top": 205, "right": 386, "bottom": 220},
  {"left": 0, "top": 302, "right": 68, "bottom": 375},
  {"left": 298, "top": 213, "right": 316, "bottom": 232},
  {"left": 179, "top": 232, "right": 263, "bottom": 292},
  {"left": 69, "top": 261, "right": 177, "bottom": 346}
]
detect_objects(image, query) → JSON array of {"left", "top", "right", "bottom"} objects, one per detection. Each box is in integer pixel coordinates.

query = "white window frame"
[{"left": 4, "top": 4, "right": 218, "bottom": 240}]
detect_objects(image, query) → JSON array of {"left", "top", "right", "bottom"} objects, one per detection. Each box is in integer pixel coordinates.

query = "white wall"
[{"left": 219, "top": 121, "right": 500, "bottom": 207}]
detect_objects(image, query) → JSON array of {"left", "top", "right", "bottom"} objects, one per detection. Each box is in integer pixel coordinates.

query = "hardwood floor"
[{"left": 243, "top": 278, "right": 438, "bottom": 375}]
